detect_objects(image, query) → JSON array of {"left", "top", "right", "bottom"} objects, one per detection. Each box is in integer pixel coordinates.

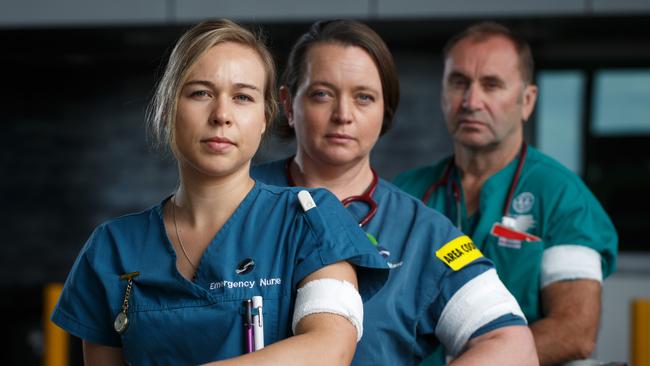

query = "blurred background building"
[{"left": 1, "top": 0, "right": 649, "bottom": 364}]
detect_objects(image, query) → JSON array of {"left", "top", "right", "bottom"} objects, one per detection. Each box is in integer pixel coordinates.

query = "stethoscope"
[
  {"left": 420, "top": 142, "right": 528, "bottom": 231},
  {"left": 284, "top": 157, "right": 378, "bottom": 227}
]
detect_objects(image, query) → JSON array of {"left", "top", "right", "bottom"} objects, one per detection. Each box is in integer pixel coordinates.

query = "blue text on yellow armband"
[{"left": 436, "top": 235, "right": 483, "bottom": 271}]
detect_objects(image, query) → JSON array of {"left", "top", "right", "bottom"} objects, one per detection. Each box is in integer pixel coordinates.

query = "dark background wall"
[{"left": 1, "top": 15, "right": 649, "bottom": 364}]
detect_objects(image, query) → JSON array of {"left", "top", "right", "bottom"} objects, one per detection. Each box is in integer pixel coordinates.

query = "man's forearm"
[
  {"left": 530, "top": 314, "right": 597, "bottom": 366},
  {"left": 532, "top": 280, "right": 602, "bottom": 366}
]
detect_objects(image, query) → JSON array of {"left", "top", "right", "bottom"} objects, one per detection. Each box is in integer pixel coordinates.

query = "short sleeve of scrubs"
[
  {"left": 51, "top": 225, "right": 122, "bottom": 347},
  {"left": 419, "top": 225, "right": 526, "bottom": 356},
  {"left": 535, "top": 166, "right": 618, "bottom": 286},
  {"left": 288, "top": 188, "right": 389, "bottom": 298},
  {"left": 252, "top": 163, "right": 389, "bottom": 299}
]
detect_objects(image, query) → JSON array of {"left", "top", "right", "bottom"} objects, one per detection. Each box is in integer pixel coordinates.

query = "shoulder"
[
  {"left": 520, "top": 147, "right": 611, "bottom": 215},
  {"left": 376, "top": 179, "right": 463, "bottom": 251},
  {"left": 393, "top": 158, "right": 450, "bottom": 195},
  {"left": 379, "top": 179, "right": 452, "bottom": 224},
  {"left": 102, "top": 205, "right": 160, "bottom": 230},
  {"left": 251, "top": 159, "right": 287, "bottom": 186},
  {"left": 393, "top": 162, "right": 443, "bottom": 185},
  {"left": 256, "top": 181, "right": 334, "bottom": 201},
  {"left": 80, "top": 204, "right": 161, "bottom": 258},
  {"left": 95, "top": 204, "right": 161, "bottom": 241},
  {"left": 377, "top": 180, "right": 494, "bottom": 271},
  {"left": 524, "top": 147, "right": 588, "bottom": 191},
  {"left": 254, "top": 182, "right": 344, "bottom": 218}
]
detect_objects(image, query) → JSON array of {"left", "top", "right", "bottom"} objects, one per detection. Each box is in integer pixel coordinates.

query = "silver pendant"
[{"left": 114, "top": 312, "right": 129, "bottom": 334}]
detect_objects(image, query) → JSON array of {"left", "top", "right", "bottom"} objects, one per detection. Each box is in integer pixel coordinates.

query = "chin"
[
  {"left": 454, "top": 133, "right": 492, "bottom": 148},
  {"left": 192, "top": 159, "right": 250, "bottom": 178},
  {"left": 323, "top": 154, "right": 364, "bottom": 167}
]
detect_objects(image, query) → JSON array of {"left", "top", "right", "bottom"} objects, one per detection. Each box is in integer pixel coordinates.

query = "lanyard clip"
[{"left": 119, "top": 272, "right": 140, "bottom": 281}]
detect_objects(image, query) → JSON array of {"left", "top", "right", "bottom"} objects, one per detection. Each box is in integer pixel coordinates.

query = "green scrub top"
[{"left": 395, "top": 145, "right": 617, "bottom": 324}]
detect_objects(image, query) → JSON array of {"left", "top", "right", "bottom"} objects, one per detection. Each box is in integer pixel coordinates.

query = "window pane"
[
  {"left": 592, "top": 70, "right": 650, "bottom": 136},
  {"left": 536, "top": 71, "right": 585, "bottom": 174}
]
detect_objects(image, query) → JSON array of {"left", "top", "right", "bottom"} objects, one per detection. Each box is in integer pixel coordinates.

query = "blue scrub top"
[
  {"left": 52, "top": 182, "right": 388, "bottom": 365},
  {"left": 252, "top": 160, "right": 526, "bottom": 366}
]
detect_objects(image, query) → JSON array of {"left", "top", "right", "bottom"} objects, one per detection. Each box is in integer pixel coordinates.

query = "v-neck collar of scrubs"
[
  {"left": 155, "top": 181, "right": 261, "bottom": 298},
  {"left": 451, "top": 154, "right": 524, "bottom": 247}
]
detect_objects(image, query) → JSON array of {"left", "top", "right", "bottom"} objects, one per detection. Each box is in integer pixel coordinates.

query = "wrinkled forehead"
[{"left": 443, "top": 36, "right": 522, "bottom": 81}]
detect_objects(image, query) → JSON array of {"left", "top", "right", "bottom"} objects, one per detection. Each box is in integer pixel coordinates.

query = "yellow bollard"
[
  {"left": 632, "top": 298, "right": 650, "bottom": 366},
  {"left": 43, "top": 283, "right": 68, "bottom": 366}
]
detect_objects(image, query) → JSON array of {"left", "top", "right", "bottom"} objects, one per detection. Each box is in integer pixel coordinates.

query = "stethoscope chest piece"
[{"left": 114, "top": 312, "right": 129, "bottom": 334}]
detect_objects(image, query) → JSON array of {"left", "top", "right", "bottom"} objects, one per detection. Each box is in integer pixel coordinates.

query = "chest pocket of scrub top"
[
  {"left": 483, "top": 235, "right": 544, "bottom": 323},
  {"left": 118, "top": 282, "right": 287, "bottom": 364}
]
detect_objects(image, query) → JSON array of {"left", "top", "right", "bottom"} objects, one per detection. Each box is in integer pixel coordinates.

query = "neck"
[
  {"left": 174, "top": 163, "right": 254, "bottom": 227},
  {"left": 454, "top": 136, "right": 523, "bottom": 216},
  {"left": 454, "top": 137, "right": 523, "bottom": 182},
  {"left": 292, "top": 152, "right": 374, "bottom": 201}
]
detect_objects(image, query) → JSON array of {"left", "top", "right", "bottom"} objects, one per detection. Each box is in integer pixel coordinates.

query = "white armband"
[
  {"left": 435, "top": 269, "right": 526, "bottom": 356},
  {"left": 541, "top": 245, "right": 602, "bottom": 288},
  {"left": 292, "top": 278, "right": 364, "bottom": 341}
]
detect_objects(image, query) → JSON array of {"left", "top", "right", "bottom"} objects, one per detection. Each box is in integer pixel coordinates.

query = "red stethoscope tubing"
[
  {"left": 284, "top": 158, "right": 379, "bottom": 227},
  {"left": 421, "top": 143, "right": 528, "bottom": 222}
]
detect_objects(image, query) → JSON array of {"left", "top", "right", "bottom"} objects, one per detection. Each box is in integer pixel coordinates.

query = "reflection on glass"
[
  {"left": 536, "top": 70, "right": 585, "bottom": 174},
  {"left": 593, "top": 69, "right": 650, "bottom": 136}
]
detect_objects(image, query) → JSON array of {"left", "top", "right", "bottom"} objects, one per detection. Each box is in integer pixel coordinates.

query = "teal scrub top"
[
  {"left": 253, "top": 160, "right": 527, "bottom": 366},
  {"left": 394, "top": 145, "right": 618, "bottom": 324},
  {"left": 52, "top": 182, "right": 389, "bottom": 365}
]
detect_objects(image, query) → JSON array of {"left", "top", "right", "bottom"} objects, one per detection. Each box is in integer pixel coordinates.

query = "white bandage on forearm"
[
  {"left": 435, "top": 269, "right": 525, "bottom": 356},
  {"left": 291, "top": 278, "right": 364, "bottom": 341},
  {"left": 541, "top": 245, "right": 602, "bottom": 288}
]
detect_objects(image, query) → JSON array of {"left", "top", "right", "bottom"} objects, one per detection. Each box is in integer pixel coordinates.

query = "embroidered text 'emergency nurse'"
[{"left": 436, "top": 235, "right": 483, "bottom": 271}]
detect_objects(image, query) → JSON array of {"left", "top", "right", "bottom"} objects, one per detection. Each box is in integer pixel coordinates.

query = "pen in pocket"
[
  {"left": 252, "top": 296, "right": 264, "bottom": 350},
  {"left": 243, "top": 299, "right": 253, "bottom": 353}
]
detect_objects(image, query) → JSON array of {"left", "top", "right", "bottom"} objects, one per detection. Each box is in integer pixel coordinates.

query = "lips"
[
  {"left": 459, "top": 118, "right": 485, "bottom": 125},
  {"left": 457, "top": 118, "right": 487, "bottom": 129},
  {"left": 202, "top": 136, "right": 235, "bottom": 152},
  {"left": 325, "top": 132, "right": 355, "bottom": 143},
  {"left": 203, "top": 136, "right": 234, "bottom": 144}
]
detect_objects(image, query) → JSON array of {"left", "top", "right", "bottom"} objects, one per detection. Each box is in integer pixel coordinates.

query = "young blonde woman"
[
  {"left": 252, "top": 20, "right": 538, "bottom": 365},
  {"left": 52, "top": 19, "right": 387, "bottom": 365}
]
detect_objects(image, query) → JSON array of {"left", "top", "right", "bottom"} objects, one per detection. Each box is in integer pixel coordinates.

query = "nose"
[
  {"left": 461, "top": 83, "right": 483, "bottom": 112},
  {"left": 332, "top": 96, "right": 353, "bottom": 124},
  {"left": 210, "top": 97, "right": 232, "bottom": 126}
]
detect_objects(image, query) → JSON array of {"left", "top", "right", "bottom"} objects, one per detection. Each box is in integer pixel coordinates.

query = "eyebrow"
[
  {"left": 310, "top": 80, "right": 380, "bottom": 94},
  {"left": 234, "top": 82, "right": 262, "bottom": 92},
  {"left": 480, "top": 75, "right": 505, "bottom": 85},
  {"left": 447, "top": 71, "right": 470, "bottom": 81},
  {"left": 309, "top": 80, "right": 337, "bottom": 90},
  {"left": 184, "top": 80, "right": 262, "bottom": 92},
  {"left": 447, "top": 72, "right": 505, "bottom": 85}
]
